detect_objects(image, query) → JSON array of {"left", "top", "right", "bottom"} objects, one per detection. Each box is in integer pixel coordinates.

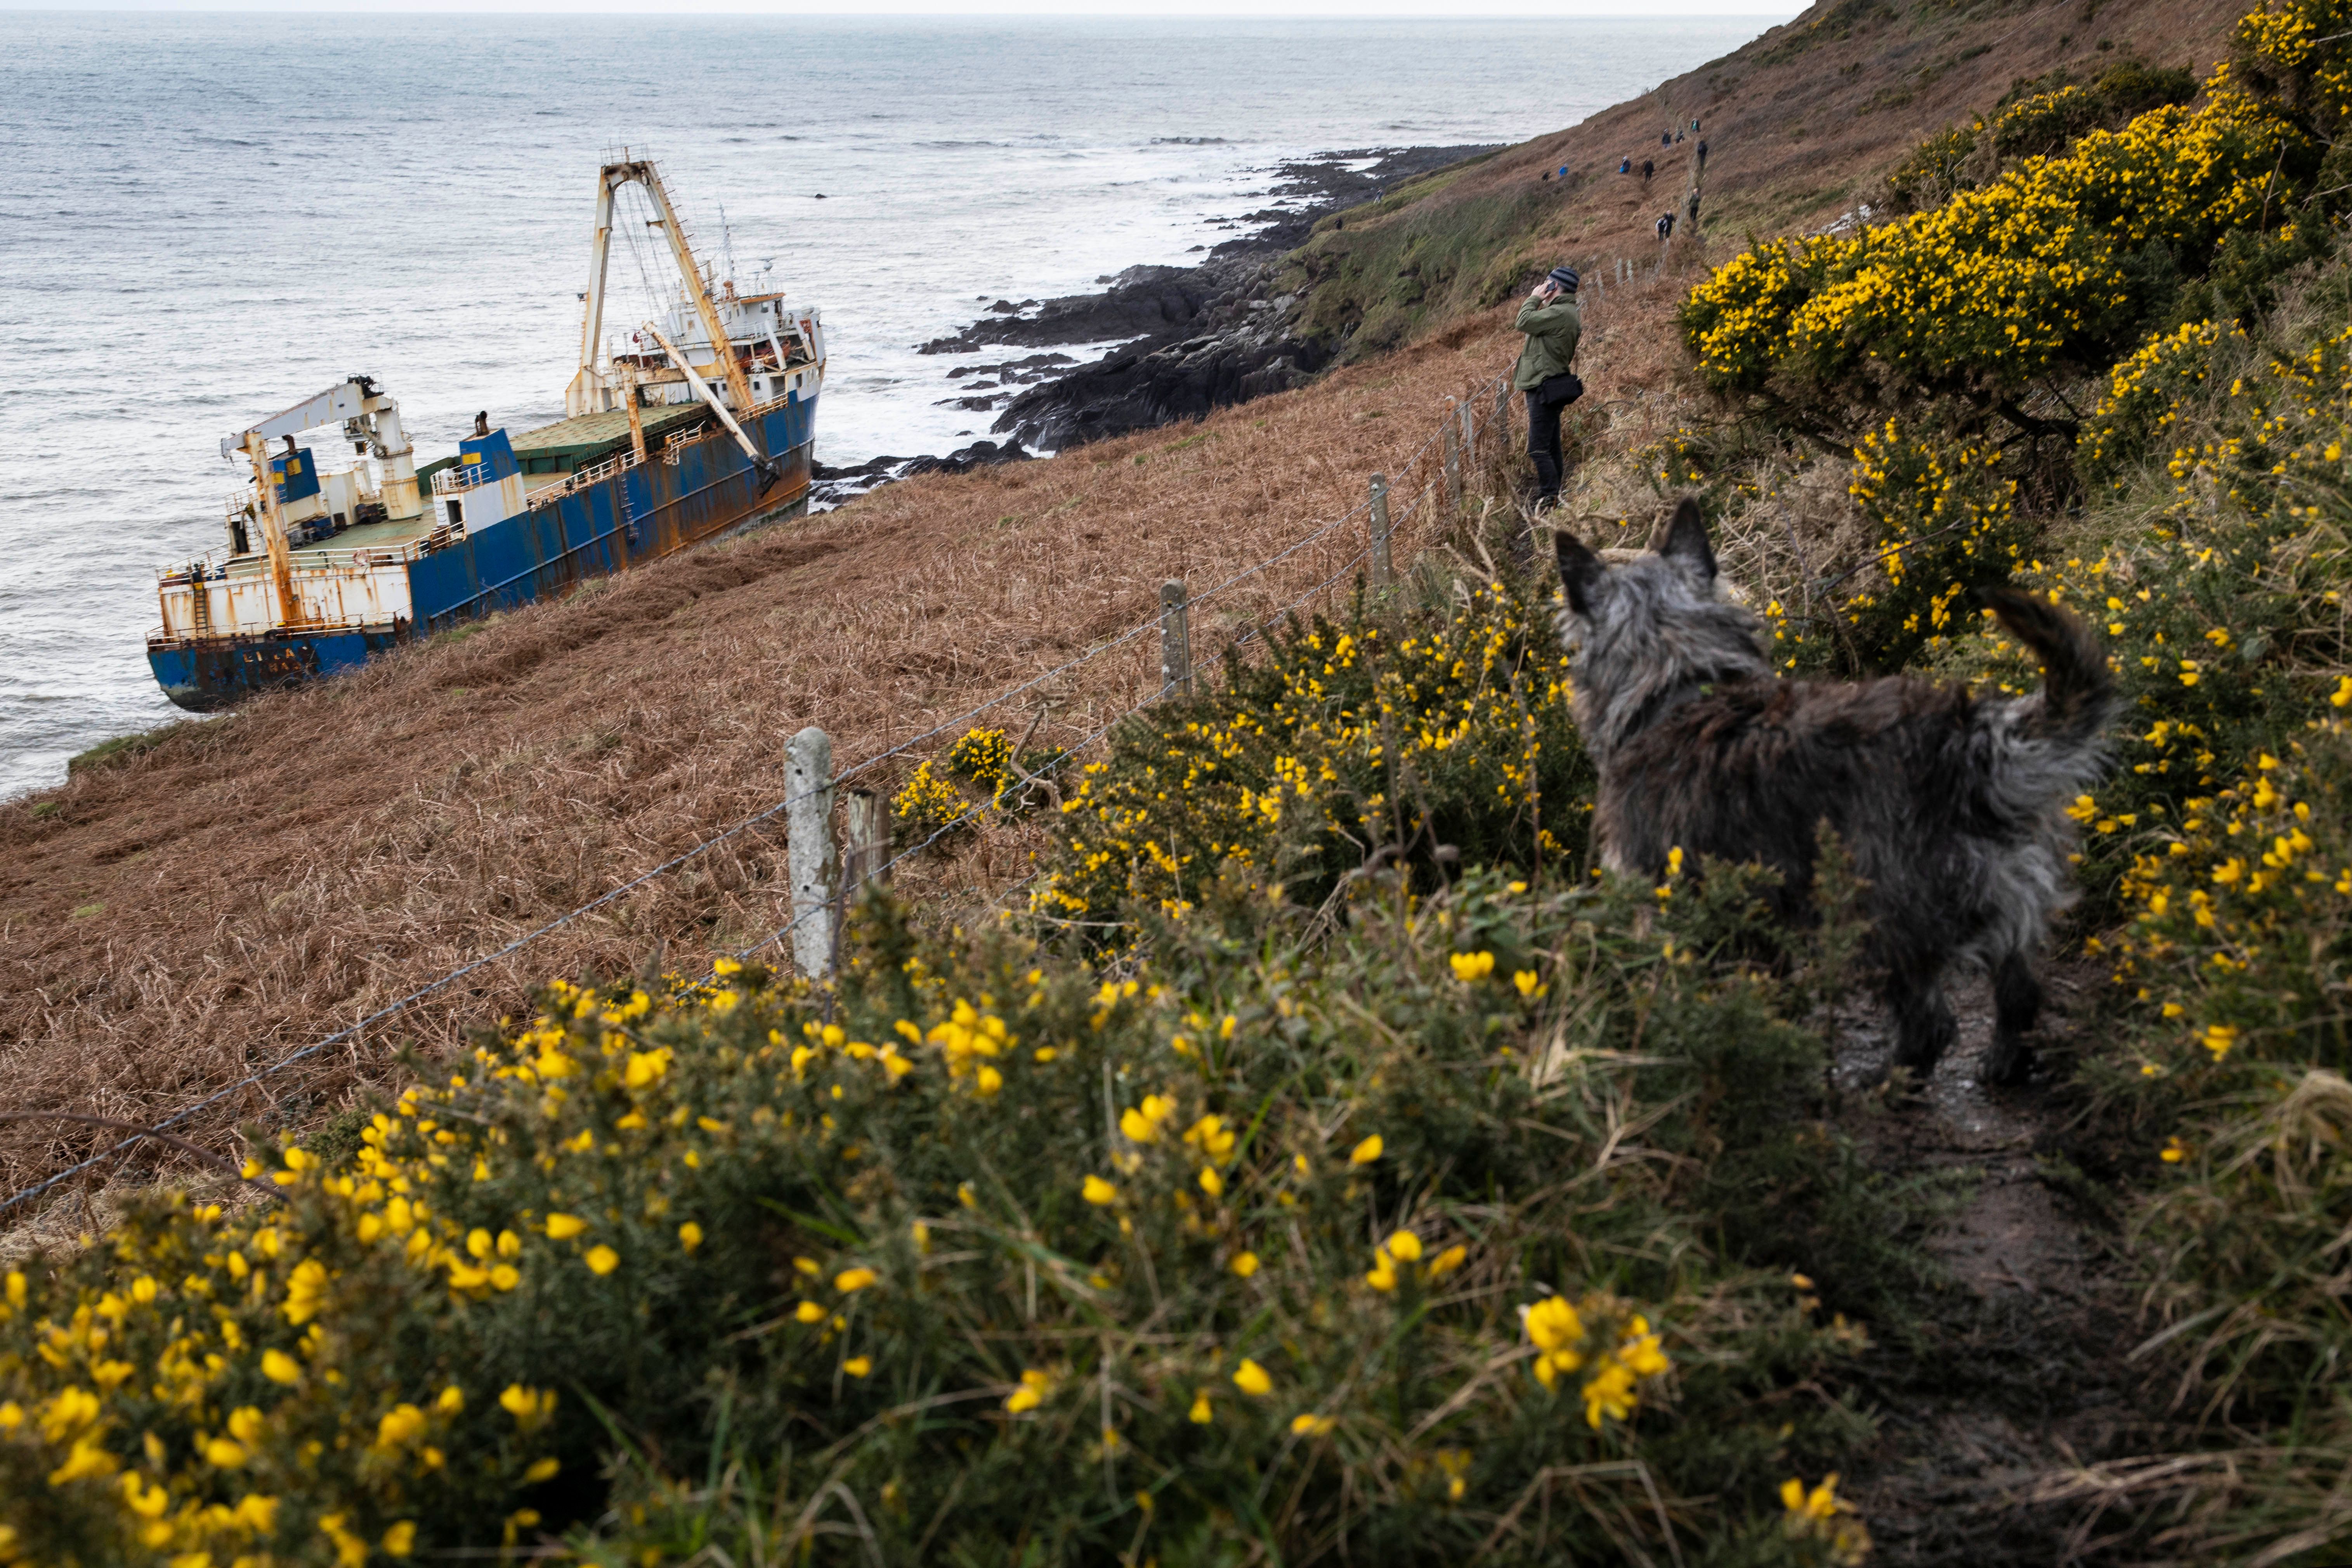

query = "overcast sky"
[{"left": 13, "top": 1, "right": 1803, "bottom": 14}]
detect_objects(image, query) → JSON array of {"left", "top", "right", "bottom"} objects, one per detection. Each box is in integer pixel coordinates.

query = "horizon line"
[{"left": 0, "top": 4, "right": 1800, "bottom": 14}]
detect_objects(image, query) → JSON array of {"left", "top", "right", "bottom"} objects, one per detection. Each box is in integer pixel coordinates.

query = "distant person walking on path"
[
  {"left": 1660, "top": 131, "right": 1672, "bottom": 148},
  {"left": 1513, "top": 265, "right": 1583, "bottom": 511},
  {"left": 1642, "top": 158, "right": 1654, "bottom": 185},
  {"left": 1656, "top": 212, "right": 1676, "bottom": 241},
  {"left": 1619, "top": 156, "right": 1631, "bottom": 174},
  {"left": 1696, "top": 138, "right": 1709, "bottom": 172}
]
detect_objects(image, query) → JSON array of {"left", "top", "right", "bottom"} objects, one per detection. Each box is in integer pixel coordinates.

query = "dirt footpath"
[{"left": 1839, "top": 964, "right": 2169, "bottom": 1566}]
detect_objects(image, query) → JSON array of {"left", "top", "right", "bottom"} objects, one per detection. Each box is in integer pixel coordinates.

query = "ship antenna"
[{"left": 718, "top": 201, "right": 739, "bottom": 287}]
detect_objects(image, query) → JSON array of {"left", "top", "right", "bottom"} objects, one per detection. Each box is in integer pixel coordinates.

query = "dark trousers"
[{"left": 1526, "top": 387, "right": 1571, "bottom": 503}]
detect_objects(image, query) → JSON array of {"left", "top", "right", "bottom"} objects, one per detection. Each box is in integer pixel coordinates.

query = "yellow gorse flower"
[{"left": 1448, "top": 951, "right": 1496, "bottom": 982}]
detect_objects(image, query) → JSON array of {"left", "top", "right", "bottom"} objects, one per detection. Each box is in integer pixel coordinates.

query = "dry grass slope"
[{"left": 0, "top": 0, "right": 2247, "bottom": 1220}]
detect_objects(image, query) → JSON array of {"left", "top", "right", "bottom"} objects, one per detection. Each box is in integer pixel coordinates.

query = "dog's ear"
[
  {"left": 1657, "top": 497, "right": 1717, "bottom": 586},
  {"left": 1554, "top": 529, "right": 1606, "bottom": 616}
]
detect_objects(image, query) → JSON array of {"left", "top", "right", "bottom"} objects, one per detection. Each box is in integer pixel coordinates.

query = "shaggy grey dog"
[{"left": 1554, "top": 499, "right": 2114, "bottom": 1086}]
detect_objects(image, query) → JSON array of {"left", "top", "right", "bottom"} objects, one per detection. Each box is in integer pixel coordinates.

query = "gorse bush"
[
  {"left": 1034, "top": 580, "right": 1594, "bottom": 927},
  {"left": 940, "top": 726, "right": 1015, "bottom": 792},
  {"left": 1883, "top": 62, "right": 2200, "bottom": 212},
  {"left": 2075, "top": 317, "right": 2250, "bottom": 491},
  {"left": 1685, "top": 65, "right": 2304, "bottom": 439},
  {"left": 890, "top": 726, "right": 1062, "bottom": 847},
  {"left": 2, "top": 863, "right": 1896, "bottom": 1565},
  {"left": 1838, "top": 421, "right": 2029, "bottom": 671}
]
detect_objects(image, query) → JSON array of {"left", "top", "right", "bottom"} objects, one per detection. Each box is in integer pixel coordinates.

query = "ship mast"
[{"left": 569, "top": 157, "right": 756, "bottom": 419}]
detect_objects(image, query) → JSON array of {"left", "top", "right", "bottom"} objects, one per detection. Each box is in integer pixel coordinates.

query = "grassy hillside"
[{"left": 1280, "top": 0, "right": 2249, "bottom": 361}]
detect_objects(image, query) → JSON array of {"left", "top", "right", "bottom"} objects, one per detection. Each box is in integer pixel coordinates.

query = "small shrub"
[
  {"left": 890, "top": 757, "right": 969, "bottom": 845},
  {"left": 1838, "top": 421, "right": 2029, "bottom": 672},
  {"left": 942, "top": 725, "right": 1015, "bottom": 792}
]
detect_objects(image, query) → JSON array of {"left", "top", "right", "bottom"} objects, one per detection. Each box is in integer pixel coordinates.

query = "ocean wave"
[{"left": 1152, "top": 136, "right": 1232, "bottom": 145}]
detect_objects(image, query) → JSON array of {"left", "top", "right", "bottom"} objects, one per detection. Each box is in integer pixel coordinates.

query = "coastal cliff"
[{"left": 15, "top": 2, "right": 2338, "bottom": 1562}]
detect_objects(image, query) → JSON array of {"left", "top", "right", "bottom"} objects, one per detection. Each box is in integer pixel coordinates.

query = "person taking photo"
[{"left": 1513, "top": 265, "right": 1582, "bottom": 511}]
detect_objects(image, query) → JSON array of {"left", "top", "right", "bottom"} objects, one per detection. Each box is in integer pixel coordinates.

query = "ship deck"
[
  {"left": 510, "top": 403, "right": 713, "bottom": 477},
  {"left": 318, "top": 513, "right": 442, "bottom": 553}
]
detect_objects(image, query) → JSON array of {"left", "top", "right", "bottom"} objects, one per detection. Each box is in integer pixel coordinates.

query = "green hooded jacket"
[{"left": 1512, "top": 296, "right": 1583, "bottom": 391}]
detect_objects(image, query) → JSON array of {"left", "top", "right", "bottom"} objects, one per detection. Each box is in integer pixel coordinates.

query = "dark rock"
[
  {"left": 827, "top": 142, "right": 1498, "bottom": 509},
  {"left": 911, "top": 143, "right": 1497, "bottom": 452},
  {"left": 807, "top": 453, "right": 908, "bottom": 510},
  {"left": 990, "top": 295, "right": 1333, "bottom": 453},
  {"left": 901, "top": 439, "right": 1032, "bottom": 478}
]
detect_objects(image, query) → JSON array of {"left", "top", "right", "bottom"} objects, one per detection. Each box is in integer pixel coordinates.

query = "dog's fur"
[{"left": 1553, "top": 499, "right": 2114, "bottom": 1086}]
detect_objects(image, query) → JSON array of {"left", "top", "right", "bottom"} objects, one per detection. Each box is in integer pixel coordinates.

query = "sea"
[{"left": 0, "top": 10, "right": 1781, "bottom": 800}]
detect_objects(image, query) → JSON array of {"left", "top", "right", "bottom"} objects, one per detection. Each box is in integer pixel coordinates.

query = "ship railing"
[
  {"left": 520, "top": 387, "right": 808, "bottom": 515},
  {"left": 156, "top": 522, "right": 463, "bottom": 583},
  {"left": 432, "top": 465, "right": 496, "bottom": 498},
  {"left": 529, "top": 447, "right": 645, "bottom": 512}
]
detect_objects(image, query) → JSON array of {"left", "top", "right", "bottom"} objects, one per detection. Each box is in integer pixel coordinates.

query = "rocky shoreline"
[{"left": 807, "top": 143, "right": 1497, "bottom": 507}]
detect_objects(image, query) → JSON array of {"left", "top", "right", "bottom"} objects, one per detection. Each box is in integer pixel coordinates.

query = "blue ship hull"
[{"left": 149, "top": 395, "right": 814, "bottom": 711}]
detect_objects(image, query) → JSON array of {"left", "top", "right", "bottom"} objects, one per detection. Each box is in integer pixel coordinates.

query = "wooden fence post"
[
  {"left": 1442, "top": 415, "right": 1462, "bottom": 520},
  {"left": 843, "top": 788, "right": 891, "bottom": 895},
  {"left": 1159, "top": 579, "right": 1192, "bottom": 699},
  {"left": 786, "top": 725, "right": 837, "bottom": 979},
  {"left": 1368, "top": 474, "right": 1392, "bottom": 588}
]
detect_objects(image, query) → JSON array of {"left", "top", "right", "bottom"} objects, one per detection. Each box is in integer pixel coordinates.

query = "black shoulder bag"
[{"left": 1537, "top": 369, "right": 1585, "bottom": 406}]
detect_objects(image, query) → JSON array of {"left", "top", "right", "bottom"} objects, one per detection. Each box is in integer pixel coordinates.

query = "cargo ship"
[{"left": 147, "top": 157, "right": 822, "bottom": 710}]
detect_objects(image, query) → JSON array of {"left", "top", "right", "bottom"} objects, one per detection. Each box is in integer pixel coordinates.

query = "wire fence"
[{"left": 2, "top": 366, "right": 1518, "bottom": 1218}]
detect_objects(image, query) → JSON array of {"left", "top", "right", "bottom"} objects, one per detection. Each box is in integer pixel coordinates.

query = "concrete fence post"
[
  {"left": 1459, "top": 394, "right": 1476, "bottom": 467},
  {"left": 785, "top": 725, "right": 837, "bottom": 978},
  {"left": 1158, "top": 579, "right": 1192, "bottom": 699},
  {"left": 1494, "top": 379, "right": 1511, "bottom": 450},
  {"left": 1368, "top": 474, "right": 1393, "bottom": 588}
]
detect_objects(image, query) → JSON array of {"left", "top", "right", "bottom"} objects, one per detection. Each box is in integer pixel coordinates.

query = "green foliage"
[
  {"left": 2102, "top": 732, "right": 2352, "bottom": 1422},
  {"left": 65, "top": 721, "right": 210, "bottom": 777},
  {"left": 1887, "top": 62, "right": 2201, "bottom": 213},
  {"left": 1884, "top": 124, "right": 1981, "bottom": 211},
  {"left": 1288, "top": 183, "right": 1554, "bottom": 359}
]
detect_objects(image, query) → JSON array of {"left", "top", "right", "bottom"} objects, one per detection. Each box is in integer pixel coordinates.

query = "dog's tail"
[{"left": 1981, "top": 585, "right": 2113, "bottom": 747}]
